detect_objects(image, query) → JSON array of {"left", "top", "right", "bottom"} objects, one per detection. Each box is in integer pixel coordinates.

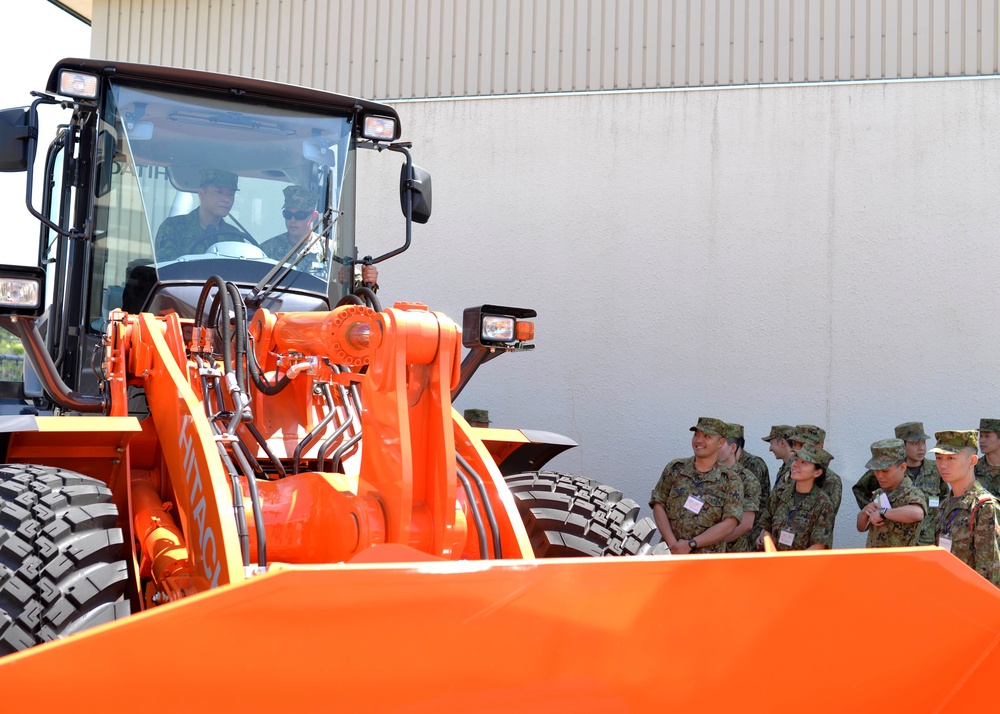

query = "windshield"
[{"left": 88, "top": 79, "right": 355, "bottom": 326}]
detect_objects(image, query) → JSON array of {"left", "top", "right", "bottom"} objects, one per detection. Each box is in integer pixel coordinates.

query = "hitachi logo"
[{"left": 179, "top": 415, "right": 221, "bottom": 587}]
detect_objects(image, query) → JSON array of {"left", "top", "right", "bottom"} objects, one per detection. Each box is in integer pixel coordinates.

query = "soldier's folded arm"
[
  {"left": 884, "top": 504, "right": 924, "bottom": 524},
  {"left": 726, "top": 510, "right": 756, "bottom": 543},
  {"left": 695, "top": 517, "right": 739, "bottom": 548}
]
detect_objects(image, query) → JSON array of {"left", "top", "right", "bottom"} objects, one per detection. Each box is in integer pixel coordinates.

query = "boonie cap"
[
  {"left": 979, "top": 418, "right": 1000, "bottom": 433},
  {"left": 865, "top": 438, "right": 906, "bottom": 470},
  {"left": 894, "top": 422, "right": 930, "bottom": 442},
  {"left": 199, "top": 168, "right": 239, "bottom": 190},
  {"left": 794, "top": 444, "right": 833, "bottom": 470},
  {"left": 464, "top": 408, "right": 490, "bottom": 424},
  {"left": 721, "top": 422, "right": 744, "bottom": 440},
  {"left": 283, "top": 184, "right": 318, "bottom": 211},
  {"left": 690, "top": 417, "right": 726, "bottom": 436},
  {"left": 930, "top": 430, "right": 979, "bottom": 454},
  {"left": 762, "top": 425, "right": 794, "bottom": 442},
  {"left": 791, "top": 424, "right": 826, "bottom": 446}
]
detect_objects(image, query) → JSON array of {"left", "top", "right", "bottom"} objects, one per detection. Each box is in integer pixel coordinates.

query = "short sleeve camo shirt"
[
  {"left": 650, "top": 457, "right": 744, "bottom": 553},
  {"left": 758, "top": 485, "right": 834, "bottom": 551}
]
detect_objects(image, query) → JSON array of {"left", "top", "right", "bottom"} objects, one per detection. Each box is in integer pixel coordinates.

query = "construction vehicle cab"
[{"left": 0, "top": 59, "right": 430, "bottom": 407}]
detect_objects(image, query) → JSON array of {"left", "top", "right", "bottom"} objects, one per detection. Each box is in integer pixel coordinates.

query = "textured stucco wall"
[{"left": 356, "top": 77, "right": 1000, "bottom": 549}]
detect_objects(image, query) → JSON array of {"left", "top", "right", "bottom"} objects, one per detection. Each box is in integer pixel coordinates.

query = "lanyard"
[
  {"left": 784, "top": 495, "right": 806, "bottom": 526},
  {"left": 941, "top": 507, "right": 962, "bottom": 535}
]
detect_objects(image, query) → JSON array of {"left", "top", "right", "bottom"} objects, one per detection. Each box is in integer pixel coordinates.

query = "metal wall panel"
[{"left": 91, "top": 0, "right": 1000, "bottom": 99}]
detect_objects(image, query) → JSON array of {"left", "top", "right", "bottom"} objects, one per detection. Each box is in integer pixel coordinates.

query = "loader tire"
[
  {"left": 504, "top": 471, "right": 658, "bottom": 557},
  {"left": 0, "top": 465, "right": 130, "bottom": 655}
]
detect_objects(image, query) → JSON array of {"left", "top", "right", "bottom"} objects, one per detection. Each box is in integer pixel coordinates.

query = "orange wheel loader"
[{"left": 0, "top": 59, "right": 996, "bottom": 711}]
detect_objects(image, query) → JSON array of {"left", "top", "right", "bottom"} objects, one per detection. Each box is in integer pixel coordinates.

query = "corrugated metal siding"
[{"left": 92, "top": 0, "right": 1000, "bottom": 98}]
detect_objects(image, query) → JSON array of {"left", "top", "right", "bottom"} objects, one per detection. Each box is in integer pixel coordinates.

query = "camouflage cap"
[
  {"left": 690, "top": 417, "right": 726, "bottom": 436},
  {"left": 894, "top": 422, "right": 930, "bottom": 442},
  {"left": 720, "top": 422, "right": 744, "bottom": 440},
  {"left": 794, "top": 444, "right": 834, "bottom": 470},
  {"left": 199, "top": 168, "right": 239, "bottom": 190},
  {"left": 979, "top": 418, "right": 1000, "bottom": 433},
  {"left": 762, "top": 424, "right": 794, "bottom": 442},
  {"left": 790, "top": 424, "right": 826, "bottom": 446},
  {"left": 463, "top": 408, "right": 490, "bottom": 424},
  {"left": 282, "top": 184, "right": 318, "bottom": 211},
  {"left": 865, "top": 438, "right": 906, "bottom": 470},
  {"left": 930, "top": 430, "right": 979, "bottom": 454}
]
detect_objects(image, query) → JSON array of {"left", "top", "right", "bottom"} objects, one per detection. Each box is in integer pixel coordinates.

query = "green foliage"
[{"left": 0, "top": 330, "right": 24, "bottom": 381}]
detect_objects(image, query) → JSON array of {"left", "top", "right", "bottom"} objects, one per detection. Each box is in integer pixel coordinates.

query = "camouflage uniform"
[
  {"left": 757, "top": 444, "right": 835, "bottom": 550},
  {"left": 769, "top": 462, "right": 841, "bottom": 523},
  {"left": 727, "top": 463, "right": 762, "bottom": 553},
  {"left": 155, "top": 168, "right": 244, "bottom": 261},
  {"left": 155, "top": 210, "right": 245, "bottom": 261},
  {"left": 738, "top": 451, "right": 770, "bottom": 510},
  {"left": 930, "top": 430, "right": 1000, "bottom": 587},
  {"left": 853, "top": 460, "right": 945, "bottom": 545},
  {"left": 865, "top": 476, "right": 927, "bottom": 548},
  {"left": 935, "top": 482, "right": 1000, "bottom": 587},
  {"left": 649, "top": 456, "right": 744, "bottom": 554},
  {"left": 976, "top": 418, "right": 1000, "bottom": 494},
  {"left": 758, "top": 488, "right": 835, "bottom": 550},
  {"left": 974, "top": 459, "right": 1000, "bottom": 496},
  {"left": 260, "top": 230, "right": 324, "bottom": 262},
  {"left": 739, "top": 450, "right": 770, "bottom": 545}
]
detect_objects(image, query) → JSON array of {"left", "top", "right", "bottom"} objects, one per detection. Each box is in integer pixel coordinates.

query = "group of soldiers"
[{"left": 649, "top": 417, "right": 1000, "bottom": 587}]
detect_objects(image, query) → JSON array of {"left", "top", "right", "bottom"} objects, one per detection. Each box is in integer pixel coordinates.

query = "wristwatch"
[
  {"left": 879, "top": 507, "right": 888, "bottom": 519},
  {"left": 687, "top": 538, "right": 698, "bottom": 552}
]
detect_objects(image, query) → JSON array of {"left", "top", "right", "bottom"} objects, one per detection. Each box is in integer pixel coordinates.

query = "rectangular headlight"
[
  {"left": 362, "top": 115, "right": 397, "bottom": 141},
  {"left": 462, "top": 304, "right": 537, "bottom": 349},
  {"left": 481, "top": 315, "right": 514, "bottom": 342},
  {"left": 58, "top": 70, "right": 99, "bottom": 100},
  {"left": 0, "top": 266, "right": 45, "bottom": 317}
]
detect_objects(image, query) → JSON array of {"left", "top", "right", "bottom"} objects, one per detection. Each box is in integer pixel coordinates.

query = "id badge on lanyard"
[{"left": 684, "top": 495, "right": 705, "bottom": 514}]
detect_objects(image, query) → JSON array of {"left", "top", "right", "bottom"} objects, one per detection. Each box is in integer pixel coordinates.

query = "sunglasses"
[{"left": 283, "top": 209, "right": 314, "bottom": 221}]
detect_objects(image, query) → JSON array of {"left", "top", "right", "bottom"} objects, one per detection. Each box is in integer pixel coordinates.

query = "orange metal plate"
[{"left": 0, "top": 549, "right": 997, "bottom": 711}]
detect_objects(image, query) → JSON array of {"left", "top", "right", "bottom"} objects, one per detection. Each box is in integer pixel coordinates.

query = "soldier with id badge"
[
  {"left": 649, "top": 417, "right": 744, "bottom": 555},
  {"left": 755, "top": 444, "right": 835, "bottom": 551},
  {"left": 855, "top": 439, "right": 927, "bottom": 548},
  {"left": 931, "top": 430, "right": 1000, "bottom": 587}
]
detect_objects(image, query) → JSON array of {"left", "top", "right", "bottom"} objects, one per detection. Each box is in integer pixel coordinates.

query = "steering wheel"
[{"left": 206, "top": 227, "right": 260, "bottom": 247}]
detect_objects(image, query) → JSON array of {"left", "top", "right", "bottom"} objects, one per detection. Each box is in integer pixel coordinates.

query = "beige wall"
[
  {"left": 353, "top": 77, "right": 1000, "bottom": 548},
  {"left": 94, "top": 0, "right": 1000, "bottom": 98}
]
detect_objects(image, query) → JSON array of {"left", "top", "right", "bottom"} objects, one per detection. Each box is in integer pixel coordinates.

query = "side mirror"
[
  {"left": 400, "top": 163, "right": 432, "bottom": 224},
  {"left": 95, "top": 130, "right": 117, "bottom": 198},
  {"left": 0, "top": 107, "right": 32, "bottom": 173}
]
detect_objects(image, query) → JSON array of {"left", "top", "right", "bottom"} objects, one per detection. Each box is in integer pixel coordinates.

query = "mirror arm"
[{"left": 367, "top": 142, "right": 414, "bottom": 265}]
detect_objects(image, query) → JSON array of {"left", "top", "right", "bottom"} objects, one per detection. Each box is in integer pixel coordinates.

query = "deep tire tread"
[
  {"left": 0, "top": 465, "right": 130, "bottom": 656},
  {"left": 505, "top": 471, "right": 658, "bottom": 557}
]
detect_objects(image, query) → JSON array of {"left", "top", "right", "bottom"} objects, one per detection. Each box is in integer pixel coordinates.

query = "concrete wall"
[{"left": 355, "top": 76, "right": 1000, "bottom": 549}]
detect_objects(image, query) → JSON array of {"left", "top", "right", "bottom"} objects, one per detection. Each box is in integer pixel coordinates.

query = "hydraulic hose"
[
  {"left": 457, "top": 454, "right": 503, "bottom": 559},
  {"left": 456, "top": 469, "right": 490, "bottom": 559},
  {"left": 354, "top": 286, "right": 381, "bottom": 312}
]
